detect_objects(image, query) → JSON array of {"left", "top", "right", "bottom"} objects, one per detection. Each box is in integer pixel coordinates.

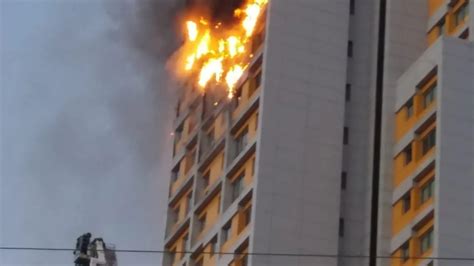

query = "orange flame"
[{"left": 180, "top": 0, "right": 268, "bottom": 98}]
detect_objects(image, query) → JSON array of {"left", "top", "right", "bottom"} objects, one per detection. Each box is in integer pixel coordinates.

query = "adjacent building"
[{"left": 162, "top": 1, "right": 473, "bottom": 266}]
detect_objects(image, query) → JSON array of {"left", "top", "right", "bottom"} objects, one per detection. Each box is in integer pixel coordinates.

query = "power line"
[{"left": 1, "top": 246, "right": 474, "bottom": 261}]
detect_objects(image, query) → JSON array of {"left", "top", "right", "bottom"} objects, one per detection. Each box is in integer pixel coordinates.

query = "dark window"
[
  {"left": 405, "top": 98, "right": 414, "bottom": 119},
  {"left": 235, "top": 127, "right": 249, "bottom": 156},
  {"left": 345, "top": 84, "right": 351, "bottom": 101},
  {"left": 171, "top": 163, "right": 180, "bottom": 182},
  {"left": 460, "top": 29, "right": 469, "bottom": 39},
  {"left": 232, "top": 172, "right": 245, "bottom": 201},
  {"left": 202, "top": 171, "right": 210, "bottom": 190},
  {"left": 172, "top": 206, "right": 179, "bottom": 224},
  {"left": 341, "top": 172, "right": 347, "bottom": 190},
  {"left": 242, "top": 206, "right": 252, "bottom": 227},
  {"left": 186, "top": 193, "right": 193, "bottom": 214},
  {"left": 255, "top": 112, "right": 259, "bottom": 130},
  {"left": 209, "top": 238, "right": 217, "bottom": 256},
  {"left": 422, "top": 129, "right": 436, "bottom": 155},
  {"left": 222, "top": 222, "right": 231, "bottom": 243},
  {"left": 343, "top": 127, "right": 349, "bottom": 144},
  {"left": 420, "top": 229, "right": 433, "bottom": 254},
  {"left": 348, "top": 41, "right": 353, "bottom": 57},
  {"left": 254, "top": 71, "right": 262, "bottom": 90},
  {"left": 234, "top": 85, "right": 243, "bottom": 108},
  {"left": 198, "top": 213, "right": 207, "bottom": 232},
  {"left": 420, "top": 179, "right": 434, "bottom": 204},
  {"left": 251, "top": 157, "right": 256, "bottom": 176},
  {"left": 401, "top": 241, "right": 410, "bottom": 262},
  {"left": 182, "top": 234, "right": 188, "bottom": 252},
  {"left": 403, "top": 144, "right": 413, "bottom": 165},
  {"left": 402, "top": 193, "right": 411, "bottom": 214},
  {"left": 205, "top": 126, "right": 215, "bottom": 148},
  {"left": 438, "top": 19, "right": 445, "bottom": 36},
  {"left": 350, "top": 0, "right": 355, "bottom": 14},
  {"left": 423, "top": 84, "right": 436, "bottom": 108},
  {"left": 339, "top": 218, "right": 345, "bottom": 237}
]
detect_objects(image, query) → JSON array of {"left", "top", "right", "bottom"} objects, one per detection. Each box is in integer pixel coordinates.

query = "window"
[
  {"left": 205, "top": 126, "right": 215, "bottom": 147},
  {"left": 401, "top": 241, "right": 410, "bottom": 262},
  {"left": 182, "top": 234, "right": 188, "bottom": 252},
  {"left": 234, "top": 86, "right": 243, "bottom": 108},
  {"left": 255, "top": 112, "right": 259, "bottom": 131},
  {"left": 420, "top": 229, "right": 433, "bottom": 254},
  {"left": 198, "top": 213, "right": 207, "bottom": 233},
  {"left": 341, "top": 172, "right": 347, "bottom": 190},
  {"left": 402, "top": 193, "right": 411, "bottom": 214},
  {"left": 454, "top": 4, "right": 468, "bottom": 27},
  {"left": 185, "top": 148, "right": 196, "bottom": 174},
  {"left": 186, "top": 193, "right": 193, "bottom": 214},
  {"left": 343, "top": 127, "right": 349, "bottom": 144},
  {"left": 438, "top": 19, "right": 445, "bottom": 36},
  {"left": 345, "top": 84, "right": 351, "bottom": 101},
  {"left": 172, "top": 206, "right": 180, "bottom": 224},
  {"left": 242, "top": 205, "right": 252, "bottom": 227},
  {"left": 171, "top": 164, "right": 180, "bottom": 182},
  {"left": 403, "top": 144, "right": 413, "bottom": 165},
  {"left": 339, "top": 218, "right": 345, "bottom": 237},
  {"left": 422, "top": 129, "right": 436, "bottom": 155},
  {"left": 235, "top": 127, "right": 249, "bottom": 156},
  {"left": 423, "top": 84, "right": 436, "bottom": 108},
  {"left": 405, "top": 99, "right": 414, "bottom": 119},
  {"left": 350, "top": 0, "right": 355, "bottom": 14},
  {"left": 209, "top": 238, "right": 217, "bottom": 256},
  {"left": 348, "top": 41, "right": 353, "bottom": 57},
  {"left": 222, "top": 222, "right": 231, "bottom": 243},
  {"left": 420, "top": 179, "right": 434, "bottom": 204},
  {"left": 254, "top": 71, "right": 262, "bottom": 91},
  {"left": 232, "top": 172, "right": 245, "bottom": 201},
  {"left": 251, "top": 157, "right": 256, "bottom": 176},
  {"left": 460, "top": 29, "right": 469, "bottom": 39},
  {"left": 202, "top": 171, "right": 210, "bottom": 190}
]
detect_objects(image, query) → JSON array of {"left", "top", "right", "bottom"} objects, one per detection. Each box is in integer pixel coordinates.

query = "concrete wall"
[
  {"left": 378, "top": 1, "right": 429, "bottom": 265},
  {"left": 436, "top": 38, "right": 474, "bottom": 266},
  {"left": 339, "top": 0, "right": 379, "bottom": 265},
  {"left": 250, "top": 0, "right": 350, "bottom": 265}
]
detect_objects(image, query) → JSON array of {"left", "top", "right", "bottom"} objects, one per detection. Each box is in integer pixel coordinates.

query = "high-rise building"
[
  {"left": 378, "top": 1, "right": 473, "bottom": 266},
  {"left": 162, "top": 1, "right": 473, "bottom": 266}
]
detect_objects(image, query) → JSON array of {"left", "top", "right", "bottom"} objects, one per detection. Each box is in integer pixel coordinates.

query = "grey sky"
[{"left": 1, "top": 0, "right": 180, "bottom": 265}]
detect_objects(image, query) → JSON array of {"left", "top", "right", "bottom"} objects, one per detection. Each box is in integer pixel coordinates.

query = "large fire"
[{"left": 180, "top": 0, "right": 268, "bottom": 99}]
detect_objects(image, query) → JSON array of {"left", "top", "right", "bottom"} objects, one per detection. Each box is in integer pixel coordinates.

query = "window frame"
[
  {"left": 235, "top": 127, "right": 249, "bottom": 156},
  {"left": 402, "top": 192, "right": 411, "bottom": 214},
  {"left": 423, "top": 84, "right": 436, "bottom": 109},
  {"left": 401, "top": 241, "right": 410, "bottom": 262},
  {"left": 419, "top": 228, "right": 434, "bottom": 254},
  {"left": 222, "top": 222, "right": 232, "bottom": 243},
  {"left": 231, "top": 171, "right": 245, "bottom": 201},
  {"left": 420, "top": 178, "right": 435, "bottom": 204},
  {"left": 403, "top": 144, "right": 413, "bottom": 165},
  {"left": 421, "top": 129, "right": 436, "bottom": 155},
  {"left": 405, "top": 98, "right": 414, "bottom": 119}
]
